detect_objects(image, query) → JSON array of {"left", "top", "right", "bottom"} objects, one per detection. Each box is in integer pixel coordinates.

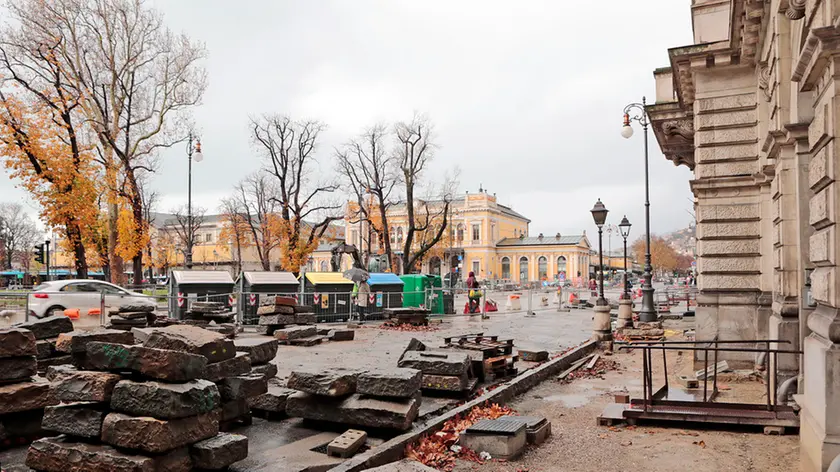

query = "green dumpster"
[{"left": 400, "top": 274, "right": 444, "bottom": 314}]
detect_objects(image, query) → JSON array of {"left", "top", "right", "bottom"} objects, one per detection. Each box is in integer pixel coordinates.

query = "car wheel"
[{"left": 47, "top": 305, "right": 66, "bottom": 317}]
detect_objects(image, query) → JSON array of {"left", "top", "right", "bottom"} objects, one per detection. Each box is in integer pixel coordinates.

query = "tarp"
[
  {"left": 304, "top": 272, "right": 354, "bottom": 285},
  {"left": 171, "top": 270, "right": 234, "bottom": 285},
  {"left": 242, "top": 271, "right": 298, "bottom": 286},
  {"left": 368, "top": 273, "right": 404, "bottom": 286}
]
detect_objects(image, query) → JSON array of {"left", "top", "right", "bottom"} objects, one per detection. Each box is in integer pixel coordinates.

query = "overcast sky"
[{"left": 3, "top": 0, "right": 696, "bottom": 244}]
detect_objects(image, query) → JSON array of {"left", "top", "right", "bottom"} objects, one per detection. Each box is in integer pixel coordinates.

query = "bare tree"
[
  {"left": 335, "top": 124, "right": 399, "bottom": 270},
  {"left": 0, "top": 203, "right": 41, "bottom": 270},
  {"left": 251, "top": 115, "right": 343, "bottom": 272},
  {"left": 394, "top": 115, "right": 454, "bottom": 273},
  {"left": 139, "top": 179, "right": 158, "bottom": 280},
  {"left": 21, "top": 0, "right": 207, "bottom": 283},
  {"left": 229, "top": 172, "right": 282, "bottom": 271},
  {"left": 169, "top": 205, "right": 206, "bottom": 267}
]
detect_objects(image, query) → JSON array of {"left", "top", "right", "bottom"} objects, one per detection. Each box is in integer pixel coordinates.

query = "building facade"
[
  {"left": 649, "top": 1, "right": 840, "bottom": 469},
  {"left": 342, "top": 189, "right": 590, "bottom": 282}
]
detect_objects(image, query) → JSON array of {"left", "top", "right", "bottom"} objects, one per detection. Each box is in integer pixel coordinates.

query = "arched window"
[
  {"left": 538, "top": 256, "right": 548, "bottom": 280},
  {"left": 319, "top": 260, "right": 328, "bottom": 272},
  {"left": 389, "top": 227, "right": 396, "bottom": 243},
  {"left": 519, "top": 257, "right": 529, "bottom": 282},
  {"left": 456, "top": 224, "right": 465, "bottom": 242},
  {"left": 558, "top": 256, "right": 567, "bottom": 276},
  {"left": 501, "top": 257, "right": 511, "bottom": 279},
  {"left": 429, "top": 257, "right": 441, "bottom": 275},
  {"left": 396, "top": 227, "right": 404, "bottom": 244}
]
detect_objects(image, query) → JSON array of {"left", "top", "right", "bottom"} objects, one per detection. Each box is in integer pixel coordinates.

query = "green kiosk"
[{"left": 400, "top": 274, "right": 444, "bottom": 315}]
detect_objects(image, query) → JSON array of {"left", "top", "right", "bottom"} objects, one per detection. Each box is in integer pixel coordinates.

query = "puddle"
[{"left": 543, "top": 393, "right": 590, "bottom": 408}]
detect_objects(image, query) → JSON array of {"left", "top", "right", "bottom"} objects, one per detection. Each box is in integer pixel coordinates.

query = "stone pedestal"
[
  {"left": 592, "top": 304, "right": 612, "bottom": 341},
  {"left": 617, "top": 299, "right": 633, "bottom": 329}
]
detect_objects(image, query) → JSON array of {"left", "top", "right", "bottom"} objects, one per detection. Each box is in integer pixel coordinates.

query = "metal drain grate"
[{"left": 466, "top": 419, "right": 526, "bottom": 436}]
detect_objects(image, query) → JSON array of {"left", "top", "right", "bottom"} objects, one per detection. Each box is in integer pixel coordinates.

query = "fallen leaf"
[
  {"left": 608, "top": 426, "right": 621, "bottom": 432},
  {"left": 598, "top": 434, "right": 609, "bottom": 439},
  {"left": 645, "top": 430, "right": 656, "bottom": 434},
  {"left": 693, "top": 440, "right": 706, "bottom": 448}
]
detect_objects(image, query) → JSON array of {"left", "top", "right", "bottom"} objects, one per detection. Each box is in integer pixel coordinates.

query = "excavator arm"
[{"left": 330, "top": 243, "right": 363, "bottom": 272}]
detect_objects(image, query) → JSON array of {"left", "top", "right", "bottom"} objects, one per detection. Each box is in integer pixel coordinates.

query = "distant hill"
[{"left": 661, "top": 224, "right": 696, "bottom": 257}]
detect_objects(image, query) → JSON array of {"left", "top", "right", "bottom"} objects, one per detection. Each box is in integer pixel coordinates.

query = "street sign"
[
  {"left": 376, "top": 292, "right": 383, "bottom": 308},
  {"left": 249, "top": 294, "right": 257, "bottom": 306}
]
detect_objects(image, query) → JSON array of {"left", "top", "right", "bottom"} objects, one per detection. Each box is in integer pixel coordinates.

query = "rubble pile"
[
  {"left": 0, "top": 327, "right": 59, "bottom": 448},
  {"left": 256, "top": 296, "right": 323, "bottom": 346},
  {"left": 106, "top": 304, "right": 156, "bottom": 331},
  {"left": 14, "top": 316, "right": 74, "bottom": 373},
  {"left": 234, "top": 337, "right": 279, "bottom": 381},
  {"left": 398, "top": 350, "right": 477, "bottom": 395},
  {"left": 285, "top": 367, "right": 421, "bottom": 431},
  {"left": 25, "top": 325, "right": 249, "bottom": 471}
]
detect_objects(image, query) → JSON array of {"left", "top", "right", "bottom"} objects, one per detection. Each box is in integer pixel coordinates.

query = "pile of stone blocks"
[
  {"left": 185, "top": 301, "right": 235, "bottom": 325},
  {"left": 0, "top": 327, "right": 59, "bottom": 447},
  {"left": 398, "top": 350, "right": 477, "bottom": 395},
  {"left": 145, "top": 325, "right": 267, "bottom": 431},
  {"left": 14, "top": 316, "right": 74, "bottom": 373},
  {"left": 106, "top": 304, "right": 155, "bottom": 331},
  {"left": 257, "top": 296, "right": 323, "bottom": 346},
  {"left": 26, "top": 325, "right": 249, "bottom": 471},
  {"left": 249, "top": 379, "right": 297, "bottom": 420},
  {"left": 234, "top": 337, "right": 279, "bottom": 381},
  {"left": 286, "top": 367, "right": 421, "bottom": 431},
  {"left": 57, "top": 328, "right": 134, "bottom": 370}
]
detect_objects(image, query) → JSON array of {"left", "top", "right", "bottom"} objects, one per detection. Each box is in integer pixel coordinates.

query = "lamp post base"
[
  {"left": 638, "top": 285, "right": 657, "bottom": 322},
  {"left": 592, "top": 304, "right": 612, "bottom": 341},
  {"left": 617, "top": 298, "right": 633, "bottom": 328}
]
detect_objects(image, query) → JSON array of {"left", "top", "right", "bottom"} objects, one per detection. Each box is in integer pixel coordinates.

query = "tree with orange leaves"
[
  {"left": 219, "top": 196, "right": 252, "bottom": 275},
  {"left": 0, "top": 31, "right": 99, "bottom": 278}
]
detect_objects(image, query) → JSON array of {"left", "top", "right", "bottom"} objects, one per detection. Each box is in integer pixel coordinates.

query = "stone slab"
[
  {"left": 287, "top": 368, "right": 359, "bottom": 397},
  {"left": 101, "top": 410, "right": 220, "bottom": 454},
  {"left": 327, "top": 429, "right": 367, "bottom": 458},
  {"left": 234, "top": 338, "right": 278, "bottom": 364},
  {"left": 260, "top": 296, "right": 297, "bottom": 307},
  {"left": 421, "top": 373, "right": 468, "bottom": 392},
  {"left": 35, "top": 339, "right": 56, "bottom": 359},
  {"left": 130, "top": 327, "right": 160, "bottom": 344},
  {"left": 0, "top": 328, "right": 36, "bottom": 357},
  {"left": 55, "top": 329, "right": 135, "bottom": 354},
  {"left": 144, "top": 325, "right": 235, "bottom": 363},
  {"left": 116, "top": 304, "right": 156, "bottom": 313},
  {"left": 190, "top": 432, "right": 248, "bottom": 470},
  {"left": 0, "top": 355, "right": 37, "bottom": 382},
  {"left": 249, "top": 383, "right": 296, "bottom": 413},
  {"left": 109, "top": 310, "right": 149, "bottom": 320},
  {"left": 251, "top": 362, "right": 278, "bottom": 380},
  {"left": 257, "top": 304, "right": 295, "bottom": 315},
  {"left": 42, "top": 402, "right": 106, "bottom": 438},
  {"left": 221, "top": 398, "right": 249, "bottom": 422},
  {"left": 253, "top": 325, "right": 277, "bottom": 336},
  {"left": 218, "top": 374, "right": 268, "bottom": 401},
  {"left": 286, "top": 392, "right": 419, "bottom": 431},
  {"left": 294, "top": 305, "right": 315, "bottom": 314},
  {"left": 26, "top": 435, "right": 191, "bottom": 472},
  {"left": 204, "top": 352, "right": 252, "bottom": 382},
  {"left": 111, "top": 379, "right": 220, "bottom": 419},
  {"left": 0, "top": 378, "right": 57, "bottom": 414},
  {"left": 51, "top": 369, "right": 123, "bottom": 403},
  {"left": 357, "top": 368, "right": 421, "bottom": 398},
  {"left": 294, "top": 313, "right": 317, "bottom": 325},
  {"left": 398, "top": 350, "right": 470, "bottom": 376},
  {"left": 258, "top": 314, "right": 296, "bottom": 326},
  {"left": 37, "top": 354, "right": 73, "bottom": 371},
  {"left": 86, "top": 342, "right": 207, "bottom": 382},
  {"left": 519, "top": 350, "right": 549, "bottom": 362},
  {"left": 329, "top": 329, "right": 355, "bottom": 341},
  {"left": 14, "top": 316, "right": 73, "bottom": 340},
  {"left": 273, "top": 325, "right": 317, "bottom": 341}
]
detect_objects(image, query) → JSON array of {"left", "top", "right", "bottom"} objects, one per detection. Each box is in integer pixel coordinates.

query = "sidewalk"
[{"left": 453, "top": 329, "right": 799, "bottom": 472}]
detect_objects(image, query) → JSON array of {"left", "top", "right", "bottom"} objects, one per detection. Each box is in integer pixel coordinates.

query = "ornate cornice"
[
  {"left": 647, "top": 102, "right": 695, "bottom": 171},
  {"left": 757, "top": 62, "right": 772, "bottom": 102},
  {"left": 792, "top": 18, "right": 840, "bottom": 91},
  {"left": 785, "top": 0, "right": 806, "bottom": 20}
]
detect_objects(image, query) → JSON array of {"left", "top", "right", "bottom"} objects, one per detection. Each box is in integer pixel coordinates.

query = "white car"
[{"left": 28, "top": 279, "right": 156, "bottom": 319}]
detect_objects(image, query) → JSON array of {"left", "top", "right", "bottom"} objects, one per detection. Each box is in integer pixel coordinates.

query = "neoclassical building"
[
  {"left": 649, "top": 1, "right": 840, "bottom": 469},
  {"left": 340, "top": 189, "right": 590, "bottom": 282}
]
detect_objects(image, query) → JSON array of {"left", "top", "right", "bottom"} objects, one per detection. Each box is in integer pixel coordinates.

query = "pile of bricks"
[
  {"left": 106, "top": 304, "right": 155, "bottom": 331},
  {"left": 0, "top": 326, "right": 59, "bottom": 448},
  {"left": 285, "top": 367, "right": 421, "bottom": 431},
  {"left": 256, "top": 296, "right": 323, "bottom": 346},
  {"left": 25, "top": 325, "right": 249, "bottom": 471},
  {"left": 14, "top": 316, "right": 74, "bottom": 373}
]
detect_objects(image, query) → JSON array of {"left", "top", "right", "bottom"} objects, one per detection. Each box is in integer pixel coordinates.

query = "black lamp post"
[
  {"left": 618, "top": 216, "right": 632, "bottom": 299},
  {"left": 622, "top": 97, "right": 657, "bottom": 321},
  {"left": 185, "top": 133, "right": 203, "bottom": 269},
  {"left": 590, "top": 199, "right": 609, "bottom": 306}
]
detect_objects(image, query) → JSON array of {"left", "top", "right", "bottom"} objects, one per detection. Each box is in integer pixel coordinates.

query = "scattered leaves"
[
  {"left": 378, "top": 322, "right": 440, "bottom": 332},
  {"left": 557, "top": 358, "right": 621, "bottom": 384},
  {"left": 693, "top": 440, "right": 707, "bottom": 448}
]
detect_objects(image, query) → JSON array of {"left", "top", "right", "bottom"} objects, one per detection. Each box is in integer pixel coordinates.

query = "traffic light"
[{"left": 34, "top": 244, "right": 44, "bottom": 264}]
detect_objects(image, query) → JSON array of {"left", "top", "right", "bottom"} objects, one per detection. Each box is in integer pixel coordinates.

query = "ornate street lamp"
[
  {"left": 186, "top": 133, "right": 203, "bottom": 270},
  {"left": 590, "top": 199, "right": 609, "bottom": 306},
  {"left": 618, "top": 216, "right": 632, "bottom": 298},
  {"left": 622, "top": 97, "right": 657, "bottom": 321}
]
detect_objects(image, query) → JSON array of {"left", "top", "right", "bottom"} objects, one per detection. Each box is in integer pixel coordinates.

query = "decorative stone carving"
[
  {"left": 785, "top": 0, "right": 805, "bottom": 20},
  {"left": 758, "top": 63, "right": 772, "bottom": 102},
  {"left": 659, "top": 118, "right": 695, "bottom": 170}
]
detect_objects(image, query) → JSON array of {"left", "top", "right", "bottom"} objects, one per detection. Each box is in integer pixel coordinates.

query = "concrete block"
[
  {"left": 461, "top": 419, "right": 527, "bottom": 460},
  {"left": 327, "top": 429, "right": 367, "bottom": 458}
]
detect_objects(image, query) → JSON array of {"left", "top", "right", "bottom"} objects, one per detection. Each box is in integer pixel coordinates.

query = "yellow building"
[{"left": 342, "top": 189, "right": 591, "bottom": 283}]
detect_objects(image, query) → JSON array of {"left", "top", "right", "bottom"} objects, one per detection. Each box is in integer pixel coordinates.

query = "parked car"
[{"left": 28, "top": 279, "right": 156, "bottom": 319}]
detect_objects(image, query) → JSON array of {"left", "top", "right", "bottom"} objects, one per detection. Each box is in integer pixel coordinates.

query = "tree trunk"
[
  {"left": 108, "top": 202, "right": 124, "bottom": 284},
  {"left": 67, "top": 221, "right": 88, "bottom": 279}
]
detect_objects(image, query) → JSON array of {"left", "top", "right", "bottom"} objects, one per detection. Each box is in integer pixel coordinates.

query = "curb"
[{"left": 330, "top": 339, "right": 598, "bottom": 471}]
